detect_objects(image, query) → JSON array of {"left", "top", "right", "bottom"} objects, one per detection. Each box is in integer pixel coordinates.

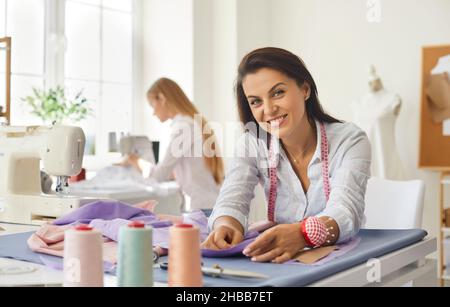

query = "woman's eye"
[
  {"left": 273, "top": 90, "right": 285, "bottom": 97},
  {"left": 250, "top": 100, "right": 262, "bottom": 106}
]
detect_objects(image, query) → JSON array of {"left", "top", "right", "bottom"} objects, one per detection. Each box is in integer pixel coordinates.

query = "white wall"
[
  {"left": 266, "top": 0, "right": 450, "bottom": 240},
  {"left": 192, "top": 0, "right": 272, "bottom": 222},
  {"left": 193, "top": 0, "right": 215, "bottom": 121},
  {"left": 139, "top": 0, "right": 194, "bottom": 147},
  {"left": 236, "top": 0, "right": 271, "bottom": 59},
  {"left": 193, "top": 0, "right": 238, "bottom": 124}
]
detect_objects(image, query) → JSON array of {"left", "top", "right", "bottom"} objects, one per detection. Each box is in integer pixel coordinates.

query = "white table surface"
[
  {"left": 0, "top": 223, "right": 438, "bottom": 287},
  {"left": 0, "top": 223, "right": 167, "bottom": 287}
]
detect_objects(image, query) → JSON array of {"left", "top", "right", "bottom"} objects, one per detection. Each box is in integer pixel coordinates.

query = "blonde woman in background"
[{"left": 126, "top": 78, "right": 224, "bottom": 211}]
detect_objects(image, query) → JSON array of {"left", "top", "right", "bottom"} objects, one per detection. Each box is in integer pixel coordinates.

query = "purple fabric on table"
[
  {"left": 48, "top": 200, "right": 360, "bottom": 263},
  {"left": 52, "top": 200, "right": 210, "bottom": 247},
  {"left": 89, "top": 218, "right": 173, "bottom": 242},
  {"left": 153, "top": 227, "right": 170, "bottom": 249},
  {"left": 201, "top": 230, "right": 259, "bottom": 258},
  {"left": 153, "top": 229, "right": 259, "bottom": 255},
  {"left": 183, "top": 210, "right": 210, "bottom": 240},
  {"left": 184, "top": 210, "right": 260, "bottom": 257},
  {"left": 89, "top": 219, "right": 131, "bottom": 242},
  {"left": 53, "top": 200, "right": 155, "bottom": 225},
  {"left": 201, "top": 232, "right": 362, "bottom": 262},
  {"left": 51, "top": 200, "right": 257, "bottom": 257},
  {"left": 151, "top": 211, "right": 212, "bottom": 249}
]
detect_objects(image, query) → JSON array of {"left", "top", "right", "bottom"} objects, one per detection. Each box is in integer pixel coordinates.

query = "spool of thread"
[
  {"left": 117, "top": 221, "right": 154, "bottom": 287},
  {"left": 63, "top": 224, "right": 104, "bottom": 287},
  {"left": 168, "top": 224, "right": 202, "bottom": 287},
  {"left": 69, "top": 168, "right": 86, "bottom": 183}
]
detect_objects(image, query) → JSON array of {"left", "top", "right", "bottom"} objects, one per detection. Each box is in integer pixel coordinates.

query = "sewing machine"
[
  {"left": 119, "top": 135, "right": 156, "bottom": 164},
  {"left": 0, "top": 125, "right": 96, "bottom": 225}
]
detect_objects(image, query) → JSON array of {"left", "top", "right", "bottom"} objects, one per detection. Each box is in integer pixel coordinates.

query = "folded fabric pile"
[
  {"left": 27, "top": 200, "right": 260, "bottom": 266},
  {"left": 27, "top": 200, "right": 360, "bottom": 270}
]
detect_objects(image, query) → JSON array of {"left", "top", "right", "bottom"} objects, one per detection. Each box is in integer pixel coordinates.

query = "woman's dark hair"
[{"left": 236, "top": 47, "right": 341, "bottom": 129}]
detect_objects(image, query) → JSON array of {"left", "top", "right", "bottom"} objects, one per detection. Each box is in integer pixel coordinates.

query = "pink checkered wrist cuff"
[{"left": 301, "top": 217, "right": 328, "bottom": 248}]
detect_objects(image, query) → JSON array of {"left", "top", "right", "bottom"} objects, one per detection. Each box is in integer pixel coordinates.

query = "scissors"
[
  {"left": 158, "top": 262, "right": 269, "bottom": 279},
  {"left": 153, "top": 252, "right": 159, "bottom": 263}
]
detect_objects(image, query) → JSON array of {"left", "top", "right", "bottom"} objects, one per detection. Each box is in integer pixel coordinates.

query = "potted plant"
[
  {"left": 22, "top": 86, "right": 95, "bottom": 156},
  {"left": 21, "top": 86, "right": 92, "bottom": 125}
]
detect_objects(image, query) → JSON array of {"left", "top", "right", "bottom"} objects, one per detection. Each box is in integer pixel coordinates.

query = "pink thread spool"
[
  {"left": 168, "top": 224, "right": 202, "bottom": 287},
  {"left": 63, "top": 224, "right": 104, "bottom": 287}
]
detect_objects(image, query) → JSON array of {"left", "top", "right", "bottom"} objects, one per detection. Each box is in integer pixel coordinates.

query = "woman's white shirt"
[
  {"left": 146, "top": 115, "right": 221, "bottom": 210},
  {"left": 208, "top": 121, "right": 371, "bottom": 243}
]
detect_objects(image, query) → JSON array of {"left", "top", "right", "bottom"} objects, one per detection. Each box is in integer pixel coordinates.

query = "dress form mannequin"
[{"left": 353, "top": 66, "right": 405, "bottom": 180}]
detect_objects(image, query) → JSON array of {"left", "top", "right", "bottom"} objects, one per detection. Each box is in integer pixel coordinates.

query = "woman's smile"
[{"left": 267, "top": 114, "right": 288, "bottom": 127}]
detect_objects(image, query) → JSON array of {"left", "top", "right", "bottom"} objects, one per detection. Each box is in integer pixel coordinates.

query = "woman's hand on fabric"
[
  {"left": 243, "top": 223, "right": 306, "bottom": 264},
  {"left": 201, "top": 217, "right": 244, "bottom": 250}
]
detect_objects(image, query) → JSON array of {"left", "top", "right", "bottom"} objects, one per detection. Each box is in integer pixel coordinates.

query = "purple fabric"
[
  {"left": 183, "top": 210, "right": 209, "bottom": 240},
  {"left": 51, "top": 201, "right": 257, "bottom": 257},
  {"left": 201, "top": 231, "right": 259, "bottom": 258},
  {"left": 89, "top": 219, "right": 129, "bottom": 242},
  {"left": 149, "top": 211, "right": 213, "bottom": 249},
  {"left": 53, "top": 200, "right": 155, "bottom": 225},
  {"left": 52, "top": 201, "right": 210, "bottom": 249},
  {"left": 201, "top": 235, "right": 361, "bottom": 263},
  {"left": 48, "top": 201, "right": 360, "bottom": 263},
  {"left": 89, "top": 218, "right": 173, "bottom": 242}
]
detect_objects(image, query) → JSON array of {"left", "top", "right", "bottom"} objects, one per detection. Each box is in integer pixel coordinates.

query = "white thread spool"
[{"left": 63, "top": 224, "right": 104, "bottom": 287}]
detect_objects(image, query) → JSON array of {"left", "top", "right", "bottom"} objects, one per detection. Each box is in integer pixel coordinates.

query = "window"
[
  {"left": 0, "top": 0, "right": 45, "bottom": 125},
  {"left": 65, "top": 0, "right": 134, "bottom": 156},
  {"left": 0, "top": 0, "right": 137, "bottom": 158}
]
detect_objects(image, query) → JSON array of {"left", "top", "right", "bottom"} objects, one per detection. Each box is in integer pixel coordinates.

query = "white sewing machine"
[{"left": 0, "top": 125, "right": 96, "bottom": 225}]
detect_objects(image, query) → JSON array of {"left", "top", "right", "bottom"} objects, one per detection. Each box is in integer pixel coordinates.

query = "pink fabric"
[
  {"left": 27, "top": 224, "right": 71, "bottom": 257},
  {"left": 27, "top": 224, "right": 119, "bottom": 264},
  {"left": 28, "top": 201, "right": 160, "bottom": 264},
  {"left": 28, "top": 211, "right": 244, "bottom": 264},
  {"left": 286, "top": 237, "right": 362, "bottom": 267},
  {"left": 27, "top": 201, "right": 194, "bottom": 264}
]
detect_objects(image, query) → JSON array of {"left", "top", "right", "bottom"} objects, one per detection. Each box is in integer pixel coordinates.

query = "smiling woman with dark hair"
[{"left": 202, "top": 47, "right": 372, "bottom": 264}]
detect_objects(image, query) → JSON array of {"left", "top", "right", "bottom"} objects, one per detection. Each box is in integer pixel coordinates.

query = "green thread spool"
[{"left": 117, "top": 221, "right": 153, "bottom": 287}]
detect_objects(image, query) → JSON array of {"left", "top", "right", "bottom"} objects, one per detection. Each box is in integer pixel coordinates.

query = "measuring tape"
[{"left": 267, "top": 122, "right": 330, "bottom": 222}]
